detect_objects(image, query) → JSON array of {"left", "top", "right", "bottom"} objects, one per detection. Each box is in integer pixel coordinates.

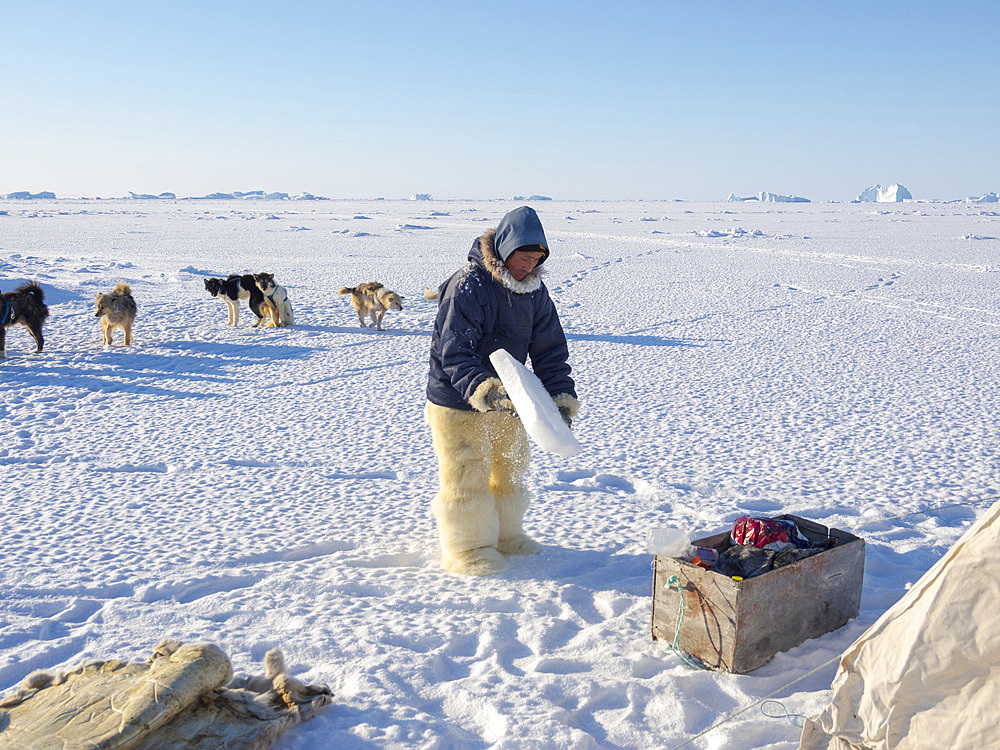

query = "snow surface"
[{"left": 2, "top": 198, "right": 999, "bottom": 749}]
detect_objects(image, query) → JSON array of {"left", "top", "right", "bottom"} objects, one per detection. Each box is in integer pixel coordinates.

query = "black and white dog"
[
  {"left": 203, "top": 275, "right": 267, "bottom": 327},
  {"left": 1, "top": 281, "right": 49, "bottom": 357},
  {"left": 253, "top": 272, "right": 294, "bottom": 327}
]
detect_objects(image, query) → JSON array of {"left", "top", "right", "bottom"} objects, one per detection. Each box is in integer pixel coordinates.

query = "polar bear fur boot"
[{"left": 427, "top": 402, "right": 540, "bottom": 575}]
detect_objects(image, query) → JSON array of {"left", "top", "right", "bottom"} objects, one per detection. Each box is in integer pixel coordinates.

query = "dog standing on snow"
[
  {"left": 1, "top": 281, "right": 49, "bottom": 358},
  {"left": 339, "top": 282, "right": 403, "bottom": 331},
  {"left": 95, "top": 283, "right": 137, "bottom": 346},
  {"left": 253, "top": 272, "right": 294, "bottom": 327},
  {"left": 203, "top": 274, "right": 267, "bottom": 327}
]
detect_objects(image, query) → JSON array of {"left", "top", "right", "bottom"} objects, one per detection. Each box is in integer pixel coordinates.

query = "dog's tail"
[
  {"left": 113, "top": 282, "right": 133, "bottom": 296},
  {"left": 423, "top": 286, "right": 440, "bottom": 302},
  {"left": 16, "top": 281, "right": 46, "bottom": 303},
  {"left": 338, "top": 287, "right": 354, "bottom": 295}
]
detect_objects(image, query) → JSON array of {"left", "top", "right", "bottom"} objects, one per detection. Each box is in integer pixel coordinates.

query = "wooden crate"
[{"left": 651, "top": 515, "right": 865, "bottom": 674}]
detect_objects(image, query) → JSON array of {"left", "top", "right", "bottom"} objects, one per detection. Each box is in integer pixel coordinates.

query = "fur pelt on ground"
[
  {"left": 1, "top": 281, "right": 49, "bottom": 357},
  {"left": 95, "top": 282, "right": 137, "bottom": 345},
  {"left": 425, "top": 401, "right": 540, "bottom": 576},
  {"left": 0, "top": 639, "right": 332, "bottom": 749}
]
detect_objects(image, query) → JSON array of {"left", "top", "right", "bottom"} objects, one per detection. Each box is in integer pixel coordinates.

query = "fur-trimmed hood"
[
  {"left": 470, "top": 227, "right": 545, "bottom": 295},
  {"left": 469, "top": 204, "right": 550, "bottom": 294},
  {"left": 426, "top": 214, "right": 575, "bottom": 412}
]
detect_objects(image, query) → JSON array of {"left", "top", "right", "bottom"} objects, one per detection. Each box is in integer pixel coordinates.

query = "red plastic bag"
[{"left": 731, "top": 516, "right": 810, "bottom": 548}]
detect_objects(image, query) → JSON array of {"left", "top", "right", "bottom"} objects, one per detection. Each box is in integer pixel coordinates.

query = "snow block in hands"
[{"left": 489, "top": 348, "right": 582, "bottom": 458}]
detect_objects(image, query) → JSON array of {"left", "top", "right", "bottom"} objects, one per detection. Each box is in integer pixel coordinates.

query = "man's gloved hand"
[
  {"left": 558, "top": 405, "right": 573, "bottom": 428},
  {"left": 484, "top": 384, "right": 517, "bottom": 417}
]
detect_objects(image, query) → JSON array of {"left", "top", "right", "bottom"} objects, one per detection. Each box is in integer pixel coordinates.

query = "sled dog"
[
  {"left": 204, "top": 274, "right": 267, "bottom": 327},
  {"left": 1, "top": 281, "right": 49, "bottom": 357},
  {"left": 339, "top": 282, "right": 404, "bottom": 331},
  {"left": 95, "top": 282, "right": 137, "bottom": 346},
  {"left": 253, "top": 272, "right": 294, "bottom": 327},
  {"left": 423, "top": 286, "right": 440, "bottom": 301}
]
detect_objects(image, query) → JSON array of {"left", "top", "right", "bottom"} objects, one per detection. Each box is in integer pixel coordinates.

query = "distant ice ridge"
[
  {"left": 3, "top": 190, "right": 57, "bottom": 199},
  {"left": 855, "top": 184, "right": 913, "bottom": 202},
  {"left": 184, "top": 191, "right": 317, "bottom": 200},
  {"left": 727, "top": 191, "right": 810, "bottom": 203},
  {"left": 695, "top": 227, "right": 765, "bottom": 238},
  {"left": 124, "top": 191, "right": 318, "bottom": 200},
  {"left": 966, "top": 192, "right": 999, "bottom": 203},
  {"left": 129, "top": 191, "right": 177, "bottom": 200}
]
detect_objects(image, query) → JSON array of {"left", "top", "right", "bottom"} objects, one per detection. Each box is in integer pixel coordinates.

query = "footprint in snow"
[
  {"left": 95, "top": 462, "right": 169, "bottom": 473},
  {"left": 531, "top": 656, "right": 590, "bottom": 674},
  {"left": 340, "top": 551, "right": 427, "bottom": 569},
  {"left": 547, "top": 469, "right": 635, "bottom": 494},
  {"left": 137, "top": 572, "right": 265, "bottom": 604}
]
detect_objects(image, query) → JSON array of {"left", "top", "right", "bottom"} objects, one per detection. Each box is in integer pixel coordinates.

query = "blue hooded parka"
[{"left": 426, "top": 206, "right": 576, "bottom": 411}]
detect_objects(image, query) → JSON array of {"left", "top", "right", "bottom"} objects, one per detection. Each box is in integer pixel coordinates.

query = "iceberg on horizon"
[
  {"left": 855, "top": 184, "right": 912, "bottom": 202},
  {"left": 727, "top": 191, "right": 809, "bottom": 203}
]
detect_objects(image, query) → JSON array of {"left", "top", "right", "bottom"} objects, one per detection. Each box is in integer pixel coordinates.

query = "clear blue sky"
[{"left": 3, "top": 1, "right": 997, "bottom": 201}]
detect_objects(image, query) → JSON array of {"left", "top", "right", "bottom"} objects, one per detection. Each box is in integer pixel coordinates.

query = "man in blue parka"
[{"left": 426, "top": 206, "right": 579, "bottom": 576}]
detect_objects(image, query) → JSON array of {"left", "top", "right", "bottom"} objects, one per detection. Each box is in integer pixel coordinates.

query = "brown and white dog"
[
  {"left": 339, "top": 282, "right": 403, "bottom": 331},
  {"left": 95, "top": 283, "right": 137, "bottom": 346},
  {"left": 1, "top": 281, "right": 49, "bottom": 357},
  {"left": 253, "top": 272, "right": 294, "bottom": 327}
]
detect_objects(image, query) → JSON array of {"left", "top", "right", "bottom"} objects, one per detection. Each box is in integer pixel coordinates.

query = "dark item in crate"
[
  {"left": 731, "top": 516, "right": 811, "bottom": 549},
  {"left": 715, "top": 546, "right": 774, "bottom": 578},
  {"left": 715, "top": 543, "right": 824, "bottom": 579},
  {"left": 773, "top": 545, "right": 824, "bottom": 568}
]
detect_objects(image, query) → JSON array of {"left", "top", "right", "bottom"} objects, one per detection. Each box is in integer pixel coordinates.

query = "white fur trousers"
[{"left": 426, "top": 402, "right": 541, "bottom": 575}]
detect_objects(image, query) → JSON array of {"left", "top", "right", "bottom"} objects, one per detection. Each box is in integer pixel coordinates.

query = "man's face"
[{"left": 504, "top": 250, "right": 545, "bottom": 281}]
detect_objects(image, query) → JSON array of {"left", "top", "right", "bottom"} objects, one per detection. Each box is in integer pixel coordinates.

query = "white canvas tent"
[{"left": 799, "top": 501, "right": 1000, "bottom": 749}]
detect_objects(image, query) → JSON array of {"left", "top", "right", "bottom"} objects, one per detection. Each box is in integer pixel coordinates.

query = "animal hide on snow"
[{"left": 0, "top": 640, "right": 332, "bottom": 750}]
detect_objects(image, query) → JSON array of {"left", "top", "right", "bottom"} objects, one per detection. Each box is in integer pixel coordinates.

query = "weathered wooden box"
[{"left": 651, "top": 515, "right": 865, "bottom": 674}]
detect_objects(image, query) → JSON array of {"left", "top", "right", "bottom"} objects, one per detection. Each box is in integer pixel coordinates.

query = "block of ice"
[{"left": 489, "top": 349, "right": 582, "bottom": 458}]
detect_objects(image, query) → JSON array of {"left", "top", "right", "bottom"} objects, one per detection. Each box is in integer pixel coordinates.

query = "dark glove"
[
  {"left": 558, "top": 405, "right": 573, "bottom": 429},
  {"left": 484, "top": 384, "right": 517, "bottom": 417}
]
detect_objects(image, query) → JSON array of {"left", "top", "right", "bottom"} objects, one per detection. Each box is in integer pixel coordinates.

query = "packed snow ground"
[{"left": 2, "top": 199, "right": 998, "bottom": 749}]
